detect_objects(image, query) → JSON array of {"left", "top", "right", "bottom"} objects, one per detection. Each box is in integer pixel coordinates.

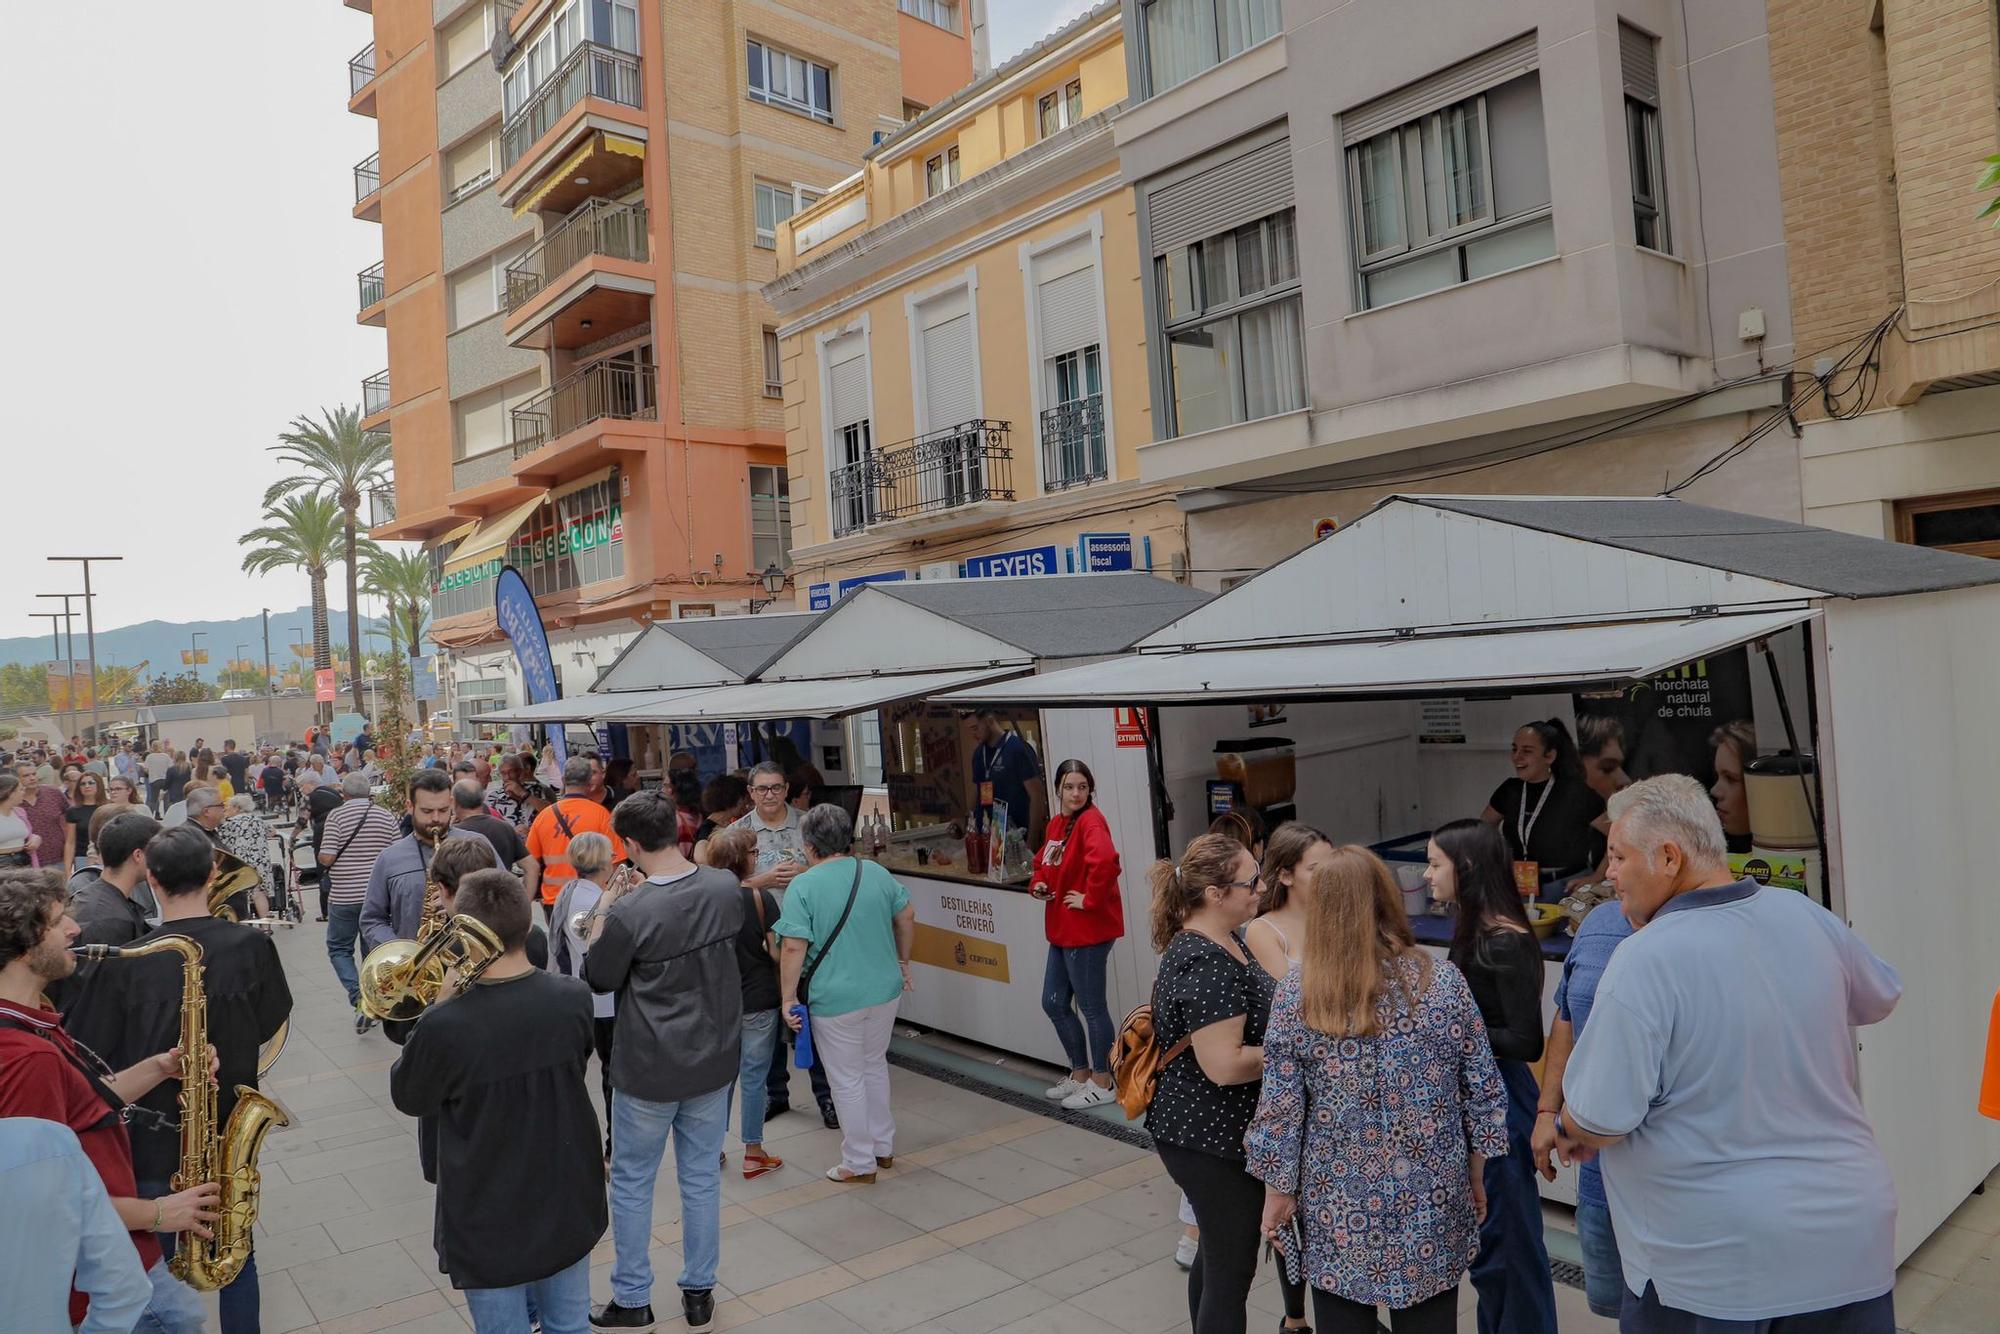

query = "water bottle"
[{"left": 792, "top": 1005, "right": 814, "bottom": 1068}]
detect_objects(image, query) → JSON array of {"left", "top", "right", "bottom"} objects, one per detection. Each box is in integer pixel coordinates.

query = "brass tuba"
[
  {"left": 75, "top": 936, "right": 292, "bottom": 1292},
  {"left": 207, "top": 847, "right": 261, "bottom": 923},
  {"left": 357, "top": 914, "right": 504, "bottom": 1022}
]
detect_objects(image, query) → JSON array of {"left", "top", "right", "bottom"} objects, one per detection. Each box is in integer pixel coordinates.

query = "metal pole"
[
  {"left": 35, "top": 594, "right": 80, "bottom": 742},
  {"left": 52, "top": 557, "right": 121, "bottom": 749},
  {"left": 262, "top": 608, "right": 275, "bottom": 736},
  {"left": 28, "top": 613, "right": 66, "bottom": 738}
]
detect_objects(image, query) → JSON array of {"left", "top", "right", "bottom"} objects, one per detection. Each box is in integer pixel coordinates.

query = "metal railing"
[
  {"left": 367, "top": 488, "right": 397, "bottom": 527},
  {"left": 510, "top": 359, "right": 657, "bottom": 457},
  {"left": 829, "top": 420, "right": 1013, "bottom": 534},
  {"left": 504, "top": 198, "right": 649, "bottom": 313},
  {"left": 354, "top": 151, "right": 380, "bottom": 203},
  {"left": 349, "top": 42, "right": 377, "bottom": 96},
  {"left": 1039, "top": 394, "right": 1108, "bottom": 490},
  {"left": 501, "top": 42, "right": 641, "bottom": 169},
  {"left": 358, "top": 261, "right": 385, "bottom": 312},
  {"left": 362, "top": 370, "right": 390, "bottom": 419}
]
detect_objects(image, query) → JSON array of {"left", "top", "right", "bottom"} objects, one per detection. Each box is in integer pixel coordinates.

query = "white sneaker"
[
  {"left": 1174, "top": 1233, "right": 1199, "bottom": 1269},
  {"left": 1044, "top": 1077, "right": 1085, "bottom": 1101},
  {"left": 1062, "top": 1083, "right": 1116, "bottom": 1109}
]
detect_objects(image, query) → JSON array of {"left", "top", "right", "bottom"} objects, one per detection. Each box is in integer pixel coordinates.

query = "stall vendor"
[
  {"left": 970, "top": 711, "right": 1046, "bottom": 845},
  {"left": 1481, "top": 719, "right": 1607, "bottom": 886}
]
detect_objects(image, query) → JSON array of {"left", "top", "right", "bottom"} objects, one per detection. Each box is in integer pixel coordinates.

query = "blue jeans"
[
  {"left": 142, "top": 1177, "right": 259, "bottom": 1333},
  {"left": 1621, "top": 1283, "right": 1894, "bottom": 1334},
  {"left": 1576, "top": 1199, "right": 1626, "bottom": 1319},
  {"left": 609, "top": 1083, "right": 730, "bottom": 1304},
  {"left": 1469, "top": 1059, "right": 1558, "bottom": 1334},
  {"left": 325, "top": 902, "right": 363, "bottom": 1008},
  {"left": 1041, "top": 941, "right": 1115, "bottom": 1073},
  {"left": 133, "top": 1257, "right": 207, "bottom": 1333},
  {"left": 461, "top": 1253, "right": 591, "bottom": 1334},
  {"left": 728, "top": 1008, "right": 780, "bottom": 1145}
]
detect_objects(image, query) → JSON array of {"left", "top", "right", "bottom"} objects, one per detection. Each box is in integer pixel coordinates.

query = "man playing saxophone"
[
  {"left": 62, "top": 826, "right": 293, "bottom": 1334},
  {"left": 0, "top": 866, "right": 219, "bottom": 1333},
  {"left": 361, "top": 771, "right": 486, "bottom": 1043}
]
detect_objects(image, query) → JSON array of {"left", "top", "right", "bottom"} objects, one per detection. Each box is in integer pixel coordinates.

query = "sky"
[{"left": 0, "top": 0, "right": 1092, "bottom": 644}]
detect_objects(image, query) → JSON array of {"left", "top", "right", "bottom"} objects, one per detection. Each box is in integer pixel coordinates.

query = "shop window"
[
  {"left": 1155, "top": 209, "right": 1305, "bottom": 436},
  {"left": 878, "top": 699, "right": 1046, "bottom": 879},
  {"left": 1038, "top": 79, "right": 1083, "bottom": 138},
  {"left": 925, "top": 145, "right": 961, "bottom": 198},
  {"left": 1140, "top": 0, "right": 1280, "bottom": 97},
  {"left": 747, "top": 39, "right": 833, "bottom": 124},
  {"left": 1896, "top": 492, "right": 2000, "bottom": 559},
  {"left": 504, "top": 469, "right": 626, "bottom": 599}
]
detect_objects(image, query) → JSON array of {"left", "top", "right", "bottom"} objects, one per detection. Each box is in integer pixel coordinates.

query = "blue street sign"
[
  {"left": 963, "top": 545, "right": 1060, "bottom": 579},
  {"left": 1079, "top": 532, "right": 1134, "bottom": 573},
  {"left": 808, "top": 583, "right": 832, "bottom": 611},
  {"left": 836, "top": 570, "right": 908, "bottom": 597}
]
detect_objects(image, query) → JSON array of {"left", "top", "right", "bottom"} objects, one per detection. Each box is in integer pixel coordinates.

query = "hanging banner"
[
  {"left": 46, "top": 661, "right": 93, "bottom": 713},
  {"left": 494, "top": 565, "right": 566, "bottom": 766},
  {"left": 314, "top": 669, "right": 337, "bottom": 703}
]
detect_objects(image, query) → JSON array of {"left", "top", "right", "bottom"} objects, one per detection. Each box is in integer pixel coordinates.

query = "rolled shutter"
[
  {"left": 1038, "top": 266, "right": 1099, "bottom": 359},
  {"left": 1619, "top": 23, "right": 1659, "bottom": 106},
  {"left": 827, "top": 334, "right": 869, "bottom": 430},
  {"left": 1341, "top": 33, "right": 1539, "bottom": 145},
  {"left": 921, "top": 314, "right": 977, "bottom": 431},
  {"left": 1147, "top": 137, "right": 1294, "bottom": 256}
]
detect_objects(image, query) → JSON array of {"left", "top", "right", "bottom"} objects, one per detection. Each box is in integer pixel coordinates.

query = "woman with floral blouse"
[{"left": 1244, "top": 846, "right": 1509, "bottom": 1334}]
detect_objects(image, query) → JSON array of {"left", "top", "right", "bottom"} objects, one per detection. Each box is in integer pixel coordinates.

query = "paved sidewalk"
[{"left": 238, "top": 920, "right": 1991, "bottom": 1333}]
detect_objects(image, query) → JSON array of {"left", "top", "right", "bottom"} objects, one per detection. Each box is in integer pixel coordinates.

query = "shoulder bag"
[{"left": 797, "top": 858, "right": 863, "bottom": 1008}]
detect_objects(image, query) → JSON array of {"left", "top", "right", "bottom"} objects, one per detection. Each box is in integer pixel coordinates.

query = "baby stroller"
[{"left": 290, "top": 821, "right": 325, "bottom": 922}]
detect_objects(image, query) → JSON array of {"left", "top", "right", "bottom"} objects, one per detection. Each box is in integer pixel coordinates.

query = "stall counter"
[{"left": 890, "top": 868, "right": 1070, "bottom": 1068}]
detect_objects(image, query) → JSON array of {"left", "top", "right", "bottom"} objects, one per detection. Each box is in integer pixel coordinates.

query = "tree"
[
  {"left": 145, "top": 671, "right": 217, "bottom": 705},
  {"left": 0, "top": 663, "right": 49, "bottom": 713},
  {"left": 363, "top": 547, "right": 436, "bottom": 725},
  {"left": 240, "top": 493, "right": 377, "bottom": 723},
  {"left": 264, "top": 406, "right": 393, "bottom": 715}
]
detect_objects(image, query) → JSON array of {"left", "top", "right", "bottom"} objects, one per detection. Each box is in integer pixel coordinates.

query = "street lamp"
[{"left": 747, "top": 563, "right": 788, "bottom": 614}]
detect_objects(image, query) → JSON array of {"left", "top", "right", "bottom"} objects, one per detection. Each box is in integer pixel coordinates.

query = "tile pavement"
[{"left": 228, "top": 919, "right": 1996, "bottom": 1333}]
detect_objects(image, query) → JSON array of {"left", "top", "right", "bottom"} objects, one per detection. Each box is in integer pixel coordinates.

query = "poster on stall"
[
  {"left": 1573, "top": 646, "right": 1755, "bottom": 789},
  {"left": 1419, "top": 697, "right": 1466, "bottom": 745}
]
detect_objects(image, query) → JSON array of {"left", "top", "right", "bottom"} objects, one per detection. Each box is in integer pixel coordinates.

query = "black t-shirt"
[
  {"left": 456, "top": 813, "right": 525, "bottom": 868},
  {"left": 1146, "top": 930, "right": 1276, "bottom": 1161},
  {"left": 390, "top": 968, "right": 605, "bottom": 1290},
  {"left": 62, "top": 803, "right": 98, "bottom": 852},
  {"left": 1487, "top": 776, "right": 1605, "bottom": 876},
  {"left": 163, "top": 766, "right": 189, "bottom": 803},
  {"left": 220, "top": 753, "right": 251, "bottom": 790},
  {"left": 60, "top": 916, "right": 293, "bottom": 1184},
  {"left": 733, "top": 885, "right": 781, "bottom": 1013},
  {"left": 1451, "top": 927, "right": 1545, "bottom": 1064}
]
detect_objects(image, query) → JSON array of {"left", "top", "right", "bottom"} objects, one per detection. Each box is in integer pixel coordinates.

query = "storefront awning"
[
  {"left": 939, "top": 609, "right": 1818, "bottom": 707},
  {"left": 607, "top": 665, "right": 1033, "bottom": 723},
  {"left": 480, "top": 687, "right": 713, "bottom": 726},
  {"left": 441, "top": 494, "right": 547, "bottom": 576}
]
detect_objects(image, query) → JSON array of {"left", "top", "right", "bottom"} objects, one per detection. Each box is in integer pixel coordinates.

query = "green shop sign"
[{"left": 435, "top": 504, "right": 623, "bottom": 593}]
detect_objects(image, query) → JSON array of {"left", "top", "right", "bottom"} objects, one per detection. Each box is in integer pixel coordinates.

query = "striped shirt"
[{"left": 319, "top": 798, "right": 401, "bottom": 906}]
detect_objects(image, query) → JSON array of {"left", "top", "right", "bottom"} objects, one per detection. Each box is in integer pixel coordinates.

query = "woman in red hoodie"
[{"left": 1031, "top": 759, "right": 1125, "bottom": 1109}]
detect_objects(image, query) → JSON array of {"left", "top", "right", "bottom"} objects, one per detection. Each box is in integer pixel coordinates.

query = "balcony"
[
  {"left": 361, "top": 369, "right": 391, "bottom": 423},
  {"left": 353, "top": 151, "right": 381, "bottom": 220},
  {"left": 1039, "top": 394, "right": 1108, "bottom": 491},
  {"left": 349, "top": 42, "right": 378, "bottom": 115},
  {"left": 830, "top": 421, "right": 1013, "bottom": 537},
  {"left": 510, "top": 360, "right": 658, "bottom": 465},
  {"left": 357, "top": 262, "right": 386, "bottom": 324},
  {"left": 506, "top": 198, "right": 648, "bottom": 311},
  {"left": 503, "top": 198, "right": 653, "bottom": 349},
  {"left": 500, "top": 43, "right": 641, "bottom": 174},
  {"left": 366, "top": 487, "right": 397, "bottom": 528}
]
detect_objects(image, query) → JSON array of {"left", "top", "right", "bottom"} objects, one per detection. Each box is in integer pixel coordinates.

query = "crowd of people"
[{"left": 0, "top": 710, "right": 1911, "bottom": 1334}]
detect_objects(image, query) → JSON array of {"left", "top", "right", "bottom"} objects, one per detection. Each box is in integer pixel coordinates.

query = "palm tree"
[
  {"left": 241, "top": 494, "right": 375, "bottom": 723},
  {"left": 264, "top": 406, "right": 393, "bottom": 714},
  {"left": 363, "top": 546, "right": 435, "bottom": 724}
]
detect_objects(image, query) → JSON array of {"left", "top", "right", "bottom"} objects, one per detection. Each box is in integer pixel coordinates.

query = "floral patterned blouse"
[{"left": 1244, "top": 955, "right": 1510, "bottom": 1309}]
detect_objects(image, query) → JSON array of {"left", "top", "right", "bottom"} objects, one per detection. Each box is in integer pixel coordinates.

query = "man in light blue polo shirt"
[{"left": 1557, "top": 775, "right": 1902, "bottom": 1333}]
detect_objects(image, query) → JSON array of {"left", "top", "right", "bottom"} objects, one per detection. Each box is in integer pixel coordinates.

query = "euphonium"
[
  {"left": 356, "top": 914, "right": 504, "bottom": 1022},
  {"left": 75, "top": 937, "right": 293, "bottom": 1293},
  {"left": 207, "top": 848, "right": 261, "bottom": 923}
]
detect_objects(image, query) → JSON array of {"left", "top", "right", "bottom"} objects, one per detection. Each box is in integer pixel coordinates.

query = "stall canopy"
[
  {"left": 590, "top": 612, "right": 819, "bottom": 692},
  {"left": 602, "top": 666, "right": 1033, "bottom": 722}
]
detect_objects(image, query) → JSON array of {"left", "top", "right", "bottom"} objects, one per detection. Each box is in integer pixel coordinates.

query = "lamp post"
[
  {"left": 49, "top": 555, "right": 121, "bottom": 747},
  {"left": 747, "top": 563, "right": 788, "bottom": 614},
  {"left": 189, "top": 631, "right": 207, "bottom": 687},
  {"left": 28, "top": 612, "right": 70, "bottom": 739},
  {"left": 34, "top": 594, "right": 81, "bottom": 740}
]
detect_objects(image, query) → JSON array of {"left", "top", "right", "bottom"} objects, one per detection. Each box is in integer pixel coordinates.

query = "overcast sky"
[{"left": 0, "top": 1, "right": 1094, "bottom": 643}]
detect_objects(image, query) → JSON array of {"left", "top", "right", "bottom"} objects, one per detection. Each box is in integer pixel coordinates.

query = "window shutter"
[
  {"left": 1340, "top": 33, "right": 1539, "bottom": 145},
  {"left": 827, "top": 335, "right": 869, "bottom": 430},
  {"left": 1148, "top": 137, "right": 1294, "bottom": 256},
  {"left": 1037, "top": 266, "right": 1099, "bottom": 359},
  {"left": 1619, "top": 23, "right": 1660, "bottom": 106},
  {"left": 921, "top": 313, "right": 977, "bottom": 431}
]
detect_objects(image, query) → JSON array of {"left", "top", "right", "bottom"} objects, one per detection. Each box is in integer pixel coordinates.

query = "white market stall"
[{"left": 943, "top": 494, "right": 2000, "bottom": 1263}]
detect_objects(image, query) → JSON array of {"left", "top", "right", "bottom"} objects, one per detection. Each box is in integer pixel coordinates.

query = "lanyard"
[{"left": 1516, "top": 778, "right": 1554, "bottom": 853}]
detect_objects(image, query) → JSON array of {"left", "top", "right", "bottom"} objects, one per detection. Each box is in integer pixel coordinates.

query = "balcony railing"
[
  {"left": 354, "top": 151, "right": 380, "bottom": 203},
  {"left": 510, "top": 359, "right": 658, "bottom": 457},
  {"left": 501, "top": 42, "right": 641, "bottom": 170},
  {"left": 358, "top": 261, "right": 385, "bottom": 312},
  {"left": 362, "top": 370, "right": 390, "bottom": 419},
  {"left": 367, "top": 487, "right": 397, "bottom": 528},
  {"left": 504, "top": 198, "right": 649, "bottom": 313},
  {"left": 829, "top": 421, "right": 1013, "bottom": 535},
  {"left": 1039, "top": 394, "right": 1108, "bottom": 491},
  {"left": 349, "top": 42, "right": 376, "bottom": 96}
]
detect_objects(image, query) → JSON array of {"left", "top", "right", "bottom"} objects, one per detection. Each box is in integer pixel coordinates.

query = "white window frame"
[
  {"left": 1154, "top": 208, "right": 1304, "bottom": 437},
  {"left": 747, "top": 463, "right": 792, "bottom": 571},
  {"left": 904, "top": 266, "right": 983, "bottom": 438},
  {"left": 747, "top": 39, "right": 834, "bottom": 124},
  {"left": 924, "top": 145, "right": 961, "bottom": 198},
  {"left": 444, "top": 132, "right": 497, "bottom": 204},
  {"left": 762, "top": 328, "right": 783, "bottom": 397},
  {"left": 1020, "top": 214, "right": 1116, "bottom": 494},
  {"left": 898, "top": 0, "right": 958, "bottom": 33},
  {"left": 815, "top": 314, "right": 877, "bottom": 539},
  {"left": 1037, "top": 79, "right": 1083, "bottom": 139},
  {"left": 754, "top": 179, "right": 825, "bottom": 249}
]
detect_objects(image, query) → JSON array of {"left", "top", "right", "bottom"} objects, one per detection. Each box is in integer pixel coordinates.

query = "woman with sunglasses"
[
  {"left": 1031, "top": 760, "right": 1125, "bottom": 1110},
  {"left": 61, "top": 770, "right": 108, "bottom": 879}
]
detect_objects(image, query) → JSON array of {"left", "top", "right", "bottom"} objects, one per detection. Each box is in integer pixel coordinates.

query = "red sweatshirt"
[{"left": 1034, "top": 804, "right": 1125, "bottom": 948}]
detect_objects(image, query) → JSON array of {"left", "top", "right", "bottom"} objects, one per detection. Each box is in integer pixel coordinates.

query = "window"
[
  {"left": 454, "top": 373, "right": 541, "bottom": 459},
  {"left": 1620, "top": 23, "right": 1669, "bottom": 252},
  {"left": 762, "top": 328, "right": 783, "bottom": 396},
  {"left": 1140, "top": 0, "right": 1280, "bottom": 96},
  {"left": 747, "top": 40, "right": 833, "bottom": 123},
  {"left": 825, "top": 332, "right": 874, "bottom": 536},
  {"left": 748, "top": 464, "right": 792, "bottom": 571},
  {"left": 444, "top": 133, "right": 496, "bottom": 203},
  {"left": 501, "top": 0, "right": 638, "bottom": 118},
  {"left": 506, "top": 470, "right": 626, "bottom": 598},
  {"left": 925, "top": 145, "right": 961, "bottom": 197},
  {"left": 1033, "top": 239, "right": 1108, "bottom": 488},
  {"left": 1897, "top": 492, "right": 2000, "bottom": 559},
  {"left": 899, "top": 0, "right": 957, "bottom": 32},
  {"left": 439, "top": 3, "right": 493, "bottom": 80},
  {"left": 754, "top": 180, "right": 822, "bottom": 248},
  {"left": 902, "top": 99, "right": 927, "bottom": 121},
  {"left": 1038, "top": 79, "right": 1084, "bottom": 138},
  {"left": 1155, "top": 210, "right": 1305, "bottom": 436},
  {"left": 1345, "top": 72, "right": 1553, "bottom": 308},
  {"left": 448, "top": 240, "right": 530, "bottom": 330}
]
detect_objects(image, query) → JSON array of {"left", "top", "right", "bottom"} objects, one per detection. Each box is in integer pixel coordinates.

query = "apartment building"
[
  {"left": 1771, "top": 0, "right": 2000, "bottom": 555},
  {"left": 344, "top": 0, "right": 973, "bottom": 719},
  {"left": 1113, "top": 0, "right": 1801, "bottom": 579},
  {"left": 764, "top": 3, "right": 1187, "bottom": 607}
]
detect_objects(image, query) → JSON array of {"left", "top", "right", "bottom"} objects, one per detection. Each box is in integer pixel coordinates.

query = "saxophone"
[
  {"left": 415, "top": 827, "right": 445, "bottom": 942},
  {"left": 76, "top": 936, "right": 294, "bottom": 1292}
]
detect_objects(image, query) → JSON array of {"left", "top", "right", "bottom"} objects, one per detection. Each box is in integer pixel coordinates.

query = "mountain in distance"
[{"left": 0, "top": 608, "right": 428, "bottom": 676}]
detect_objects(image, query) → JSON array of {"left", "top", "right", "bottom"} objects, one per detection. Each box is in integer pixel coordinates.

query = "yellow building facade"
[{"left": 763, "top": 2, "right": 1186, "bottom": 606}]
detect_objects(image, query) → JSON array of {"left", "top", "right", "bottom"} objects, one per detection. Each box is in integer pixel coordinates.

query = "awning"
[
  {"left": 939, "top": 610, "right": 1818, "bottom": 707},
  {"left": 480, "top": 687, "right": 713, "bottom": 726},
  {"left": 441, "top": 494, "right": 547, "bottom": 576},
  {"left": 609, "top": 666, "right": 1033, "bottom": 723},
  {"left": 515, "top": 132, "right": 647, "bottom": 216}
]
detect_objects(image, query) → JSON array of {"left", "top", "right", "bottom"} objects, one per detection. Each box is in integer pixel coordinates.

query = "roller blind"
[
  {"left": 827, "top": 334, "right": 869, "bottom": 429},
  {"left": 921, "top": 313, "right": 977, "bottom": 431},
  {"left": 1148, "top": 137, "right": 1294, "bottom": 256},
  {"left": 448, "top": 262, "right": 495, "bottom": 329},
  {"left": 1038, "top": 266, "right": 1099, "bottom": 359},
  {"left": 445, "top": 135, "right": 494, "bottom": 194},
  {"left": 1619, "top": 23, "right": 1660, "bottom": 105},
  {"left": 1341, "top": 33, "right": 1540, "bottom": 145},
  {"left": 440, "top": 4, "right": 489, "bottom": 77}
]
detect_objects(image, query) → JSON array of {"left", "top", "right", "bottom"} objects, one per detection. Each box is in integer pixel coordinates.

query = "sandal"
[
  {"left": 825, "top": 1165, "right": 876, "bottom": 1184},
  {"left": 742, "top": 1148, "right": 783, "bottom": 1179}
]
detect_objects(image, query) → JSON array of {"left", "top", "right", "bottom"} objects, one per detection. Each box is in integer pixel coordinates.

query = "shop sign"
[
  {"left": 1079, "top": 532, "right": 1134, "bottom": 573},
  {"left": 1315, "top": 517, "right": 1339, "bottom": 541},
  {"left": 836, "top": 570, "right": 908, "bottom": 597},
  {"left": 808, "top": 583, "right": 832, "bottom": 611},
  {"left": 1419, "top": 697, "right": 1466, "bottom": 745},
  {"left": 314, "top": 668, "right": 337, "bottom": 703},
  {"left": 676, "top": 604, "right": 716, "bottom": 619},
  {"left": 438, "top": 558, "right": 504, "bottom": 593},
  {"left": 1113, "top": 707, "right": 1149, "bottom": 748},
  {"left": 963, "top": 545, "right": 1058, "bottom": 579},
  {"left": 911, "top": 921, "right": 1011, "bottom": 983}
]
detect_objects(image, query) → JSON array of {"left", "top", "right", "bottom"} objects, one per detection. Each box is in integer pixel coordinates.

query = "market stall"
[{"left": 941, "top": 494, "right": 2000, "bottom": 1261}]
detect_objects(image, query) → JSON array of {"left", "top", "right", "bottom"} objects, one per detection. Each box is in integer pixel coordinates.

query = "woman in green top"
[{"left": 776, "top": 803, "right": 916, "bottom": 1184}]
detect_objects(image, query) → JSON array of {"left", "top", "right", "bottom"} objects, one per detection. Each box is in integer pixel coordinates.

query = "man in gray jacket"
[
  {"left": 583, "top": 788, "right": 742, "bottom": 1334},
  {"left": 359, "top": 769, "right": 483, "bottom": 952}
]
